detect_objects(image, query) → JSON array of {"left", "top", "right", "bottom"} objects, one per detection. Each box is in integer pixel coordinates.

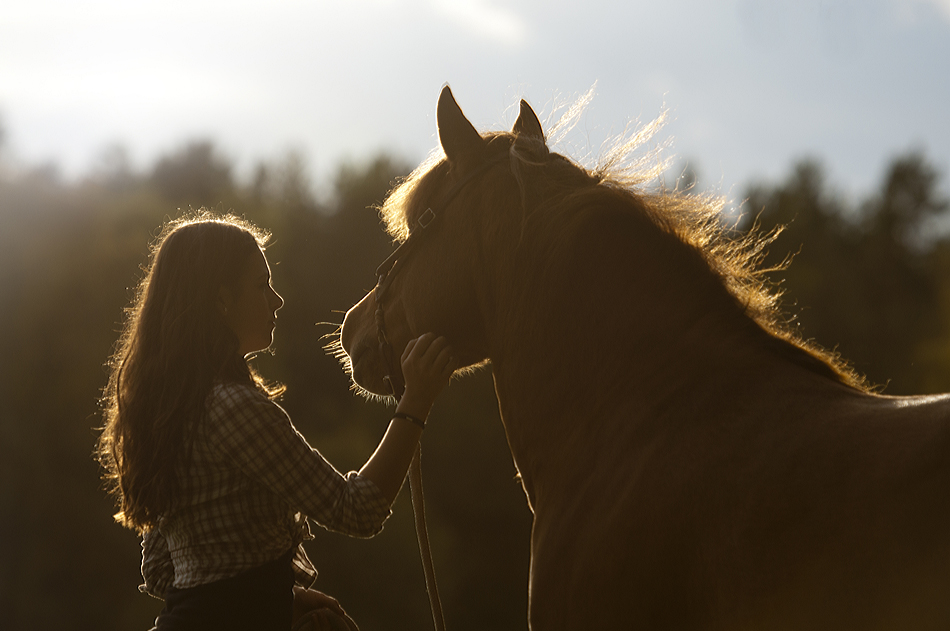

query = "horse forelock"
[
  {"left": 378, "top": 148, "right": 446, "bottom": 243},
  {"left": 378, "top": 132, "right": 520, "bottom": 243}
]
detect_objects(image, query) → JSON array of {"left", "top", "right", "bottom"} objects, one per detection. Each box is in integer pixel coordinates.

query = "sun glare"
[{"left": 431, "top": 0, "right": 528, "bottom": 47}]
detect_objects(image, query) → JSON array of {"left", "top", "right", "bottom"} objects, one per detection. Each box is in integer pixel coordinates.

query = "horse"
[{"left": 339, "top": 85, "right": 950, "bottom": 630}]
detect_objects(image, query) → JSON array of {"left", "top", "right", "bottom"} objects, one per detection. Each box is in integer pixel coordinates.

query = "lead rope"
[
  {"left": 384, "top": 360, "right": 446, "bottom": 631},
  {"left": 375, "top": 161, "right": 509, "bottom": 631},
  {"left": 408, "top": 444, "right": 446, "bottom": 631}
]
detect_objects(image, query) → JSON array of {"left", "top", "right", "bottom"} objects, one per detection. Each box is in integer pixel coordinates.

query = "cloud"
[
  {"left": 430, "top": 0, "right": 528, "bottom": 47},
  {"left": 897, "top": 0, "right": 950, "bottom": 22},
  {"left": 925, "top": 0, "right": 950, "bottom": 20}
]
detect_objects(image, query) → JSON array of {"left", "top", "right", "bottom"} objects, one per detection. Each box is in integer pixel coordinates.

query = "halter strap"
[{"left": 373, "top": 152, "right": 508, "bottom": 398}]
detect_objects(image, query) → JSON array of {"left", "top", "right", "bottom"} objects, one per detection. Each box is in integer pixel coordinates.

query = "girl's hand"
[
  {"left": 397, "top": 333, "right": 456, "bottom": 419},
  {"left": 293, "top": 586, "right": 346, "bottom": 618},
  {"left": 357, "top": 333, "right": 457, "bottom": 503}
]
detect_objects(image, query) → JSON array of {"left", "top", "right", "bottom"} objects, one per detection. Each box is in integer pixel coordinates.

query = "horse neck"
[{"left": 478, "top": 205, "right": 812, "bottom": 509}]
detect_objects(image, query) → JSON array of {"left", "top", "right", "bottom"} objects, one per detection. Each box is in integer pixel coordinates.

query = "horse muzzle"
[
  {"left": 345, "top": 347, "right": 387, "bottom": 394},
  {"left": 342, "top": 298, "right": 400, "bottom": 397}
]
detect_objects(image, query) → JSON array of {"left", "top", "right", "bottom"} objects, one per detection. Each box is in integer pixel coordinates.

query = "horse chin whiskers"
[
  {"left": 348, "top": 380, "right": 396, "bottom": 405},
  {"left": 321, "top": 325, "right": 358, "bottom": 376},
  {"left": 326, "top": 330, "right": 398, "bottom": 402}
]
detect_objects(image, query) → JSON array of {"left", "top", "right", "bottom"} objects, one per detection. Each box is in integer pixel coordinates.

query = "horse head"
[{"left": 341, "top": 86, "right": 547, "bottom": 398}]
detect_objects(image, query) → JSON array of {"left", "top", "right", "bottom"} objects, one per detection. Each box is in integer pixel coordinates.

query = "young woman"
[{"left": 97, "top": 212, "right": 455, "bottom": 630}]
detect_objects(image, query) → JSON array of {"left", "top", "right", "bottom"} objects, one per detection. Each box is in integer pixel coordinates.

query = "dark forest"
[{"left": 0, "top": 133, "right": 947, "bottom": 630}]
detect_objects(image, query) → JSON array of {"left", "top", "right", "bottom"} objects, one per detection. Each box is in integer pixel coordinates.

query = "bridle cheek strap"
[
  {"left": 372, "top": 154, "right": 508, "bottom": 400},
  {"left": 375, "top": 301, "right": 404, "bottom": 399},
  {"left": 369, "top": 153, "right": 508, "bottom": 631}
]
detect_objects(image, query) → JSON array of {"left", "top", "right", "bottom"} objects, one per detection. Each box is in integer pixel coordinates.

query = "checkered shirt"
[{"left": 139, "top": 381, "right": 392, "bottom": 599}]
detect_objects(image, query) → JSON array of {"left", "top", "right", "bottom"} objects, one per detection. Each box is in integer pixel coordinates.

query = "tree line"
[{"left": 0, "top": 136, "right": 946, "bottom": 630}]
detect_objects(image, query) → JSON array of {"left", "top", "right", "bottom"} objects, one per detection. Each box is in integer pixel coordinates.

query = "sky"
[{"left": 1, "top": 0, "right": 949, "bottom": 205}]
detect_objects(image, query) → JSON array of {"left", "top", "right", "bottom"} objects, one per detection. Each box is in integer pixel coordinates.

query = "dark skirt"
[{"left": 154, "top": 549, "right": 295, "bottom": 631}]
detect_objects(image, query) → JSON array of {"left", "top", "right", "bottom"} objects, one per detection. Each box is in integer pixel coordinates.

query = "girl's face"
[{"left": 221, "top": 247, "right": 284, "bottom": 357}]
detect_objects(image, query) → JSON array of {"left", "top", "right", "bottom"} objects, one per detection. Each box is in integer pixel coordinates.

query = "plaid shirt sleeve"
[
  {"left": 208, "top": 383, "right": 392, "bottom": 537},
  {"left": 139, "top": 528, "right": 175, "bottom": 599}
]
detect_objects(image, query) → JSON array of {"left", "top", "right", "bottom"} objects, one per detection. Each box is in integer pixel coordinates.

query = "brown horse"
[{"left": 340, "top": 86, "right": 950, "bottom": 630}]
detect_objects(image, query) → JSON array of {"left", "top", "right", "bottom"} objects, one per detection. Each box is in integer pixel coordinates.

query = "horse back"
[{"left": 526, "top": 387, "right": 950, "bottom": 630}]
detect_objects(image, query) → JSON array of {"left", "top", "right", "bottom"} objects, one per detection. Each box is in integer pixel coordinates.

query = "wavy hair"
[{"left": 97, "top": 211, "right": 283, "bottom": 533}]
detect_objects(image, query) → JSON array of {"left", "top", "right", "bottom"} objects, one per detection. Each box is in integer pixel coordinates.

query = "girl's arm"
[
  {"left": 140, "top": 528, "right": 174, "bottom": 599},
  {"left": 207, "top": 333, "right": 455, "bottom": 536},
  {"left": 358, "top": 333, "right": 455, "bottom": 503}
]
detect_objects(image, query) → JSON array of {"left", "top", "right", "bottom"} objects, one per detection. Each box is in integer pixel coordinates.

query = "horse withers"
[{"left": 340, "top": 85, "right": 950, "bottom": 630}]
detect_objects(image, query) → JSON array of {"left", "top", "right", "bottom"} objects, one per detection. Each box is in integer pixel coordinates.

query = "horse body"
[
  {"left": 341, "top": 86, "right": 950, "bottom": 629},
  {"left": 502, "top": 351, "right": 950, "bottom": 629},
  {"left": 488, "top": 207, "right": 950, "bottom": 629}
]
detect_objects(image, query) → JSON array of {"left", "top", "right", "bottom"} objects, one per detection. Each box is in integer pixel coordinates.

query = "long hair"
[{"left": 97, "top": 211, "right": 283, "bottom": 533}]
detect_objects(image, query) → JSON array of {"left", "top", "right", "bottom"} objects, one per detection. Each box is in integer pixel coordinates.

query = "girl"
[{"left": 97, "top": 212, "right": 455, "bottom": 630}]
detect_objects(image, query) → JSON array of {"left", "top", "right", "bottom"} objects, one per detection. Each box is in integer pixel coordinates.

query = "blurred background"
[{"left": 1, "top": 1, "right": 949, "bottom": 629}]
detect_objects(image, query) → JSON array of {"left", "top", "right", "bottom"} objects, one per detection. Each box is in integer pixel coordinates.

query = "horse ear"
[
  {"left": 512, "top": 99, "right": 545, "bottom": 143},
  {"left": 437, "top": 85, "right": 486, "bottom": 163}
]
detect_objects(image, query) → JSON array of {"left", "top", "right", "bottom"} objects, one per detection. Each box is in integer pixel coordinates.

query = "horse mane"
[{"left": 379, "top": 107, "right": 870, "bottom": 393}]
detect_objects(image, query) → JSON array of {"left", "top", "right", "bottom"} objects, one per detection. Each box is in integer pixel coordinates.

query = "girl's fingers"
[
  {"left": 435, "top": 346, "right": 453, "bottom": 370},
  {"left": 407, "top": 332, "right": 437, "bottom": 360},
  {"left": 402, "top": 333, "right": 442, "bottom": 364},
  {"left": 421, "top": 336, "right": 449, "bottom": 360},
  {"left": 400, "top": 337, "right": 418, "bottom": 364},
  {"left": 401, "top": 334, "right": 455, "bottom": 382}
]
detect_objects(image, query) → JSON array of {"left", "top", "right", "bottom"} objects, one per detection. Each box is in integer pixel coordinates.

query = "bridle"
[
  {"left": 370, "top": 153, "right": 507, "bottom": 631},
  {"left": 372, "top": 153, "right": 508, "bottom": 399},
  {"left": 372, "top": 205, "right": 435, "bottom": 400}
]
